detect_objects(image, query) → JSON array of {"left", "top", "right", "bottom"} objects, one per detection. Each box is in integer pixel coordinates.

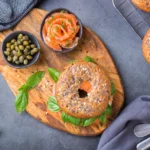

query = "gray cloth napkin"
[
  {"left": 97, "top": 96, "right": 150, "bottom": 150},
  {"left": 0, "top": 0, "right": 40, "bottom": 31}
]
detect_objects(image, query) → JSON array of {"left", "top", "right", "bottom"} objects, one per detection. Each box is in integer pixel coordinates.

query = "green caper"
[
  {"left": 6, "top": 48, "right": 11, "bottom": 52},
  {"left": 15, "top": 61, "right": 20, "bottom": 65},
  {"left": 11, "top": 39, "right": 16, "bottom": 44},
  {"left": 19, "top": 45, "right": 24, "bottom": 50},
  {"left": 13, "top": 56, "right": 18, "bottom": 62},
  {"left": 24, "top": 59, "right": 28, "bottom": 65},
  {"left": 20, "top": 39, "right": 23, "bottom": 42},
  {"left": 29, "top": 40, "right": 31, "bottom": 44},
  {"left": 19, "top": 56, "right": 24, "bottom": 63},
  {"left": 10, "top": 45, "right": 15, "bottom": 50},
  {"left": 31, "top": 48, "right": 39, "bottom": 55},
  {"left": 4, "top": 51, "right": 10, "bottom": 56},
  {"left": 12, "top": 50, "right": 17, "bottom": 56},
  {"left": 31, "top": 44, "right": 36, "bottom": 48},
  {"left": 17, "top": 51, "right": 22, "bottom": 57},
  {"left": 17, "top": 40, "right": 21, "bottom": 45},
  {"left": 26, "top": 55, "right": 32, "bottom": 60},
  {"left": 23, "top": 41, "right": 29, "bottom": 46},
  {"left": 23, "top": 48, "right": 30, "bottom": 55},
  {"left": 7, "top": 56, "right": 12, "bottom": 62},
  {"left": 23, "top": 35, "right": 29, "bottom": 41},
  {"left": 6, "top": 42, "right": 11, "bottom": 48},
  {"left": 26, "top": 45, "right": 31, "bottom": 50},
  {"left": 14, "top": 42, "right": 18, "bottom": 46},
  {"left": 18, "top": 34, "right": 23, "bottom": 39},
  {"left": 15, "top": 46, "right": 19, "bottom": 51}
]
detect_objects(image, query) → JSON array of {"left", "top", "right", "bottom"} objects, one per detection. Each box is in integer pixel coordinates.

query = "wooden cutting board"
[{"left": 0, "top": 8, "right": 124, "bottom": 136}]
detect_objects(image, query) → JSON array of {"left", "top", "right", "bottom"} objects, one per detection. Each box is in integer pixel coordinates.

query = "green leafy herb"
[
  {"left": 68, "top": 60, "right": 78, "bottom": 64},
  {"left": 61, "top": 10, "right": 65, "bottom": 13},
  {"left": 15, "top": 90, "right": 28, "bottom": 114},
  {"left": 15, "top": 71, "right": 45, "bottom": 114},
  {"left": 47, "top": 96, "right": 61, "bottom": 112},
  {"left": 62, "top": 22, "right": 65, "bottom": 28},
  {"left": 84, "top": 56, "right": 95, "bottom": 63},
  {"left": 51, "top": 15, "right": 54, "bottom": 20},
  {"left": 46, "top": 20, "right": 51, "bottom": 24},
  {"left": 71, "top": 28, "right": 75, "bottom": 33},
  {"left": 26, "top": 71, "right": 45, "bottom": 90},
  {"left": 81, "top": 117, "right": 96, "bottom": 126},
  {"left": 68, "top": 19, "right": 72, "bottom": 23},
  {"left": 61, "top": 112, "right": 81, "bottom": 126},
  {"left": 66, "top": 40, "right": 70, "bottom": 46},
  {"left": 99, "top": 113, "right": 107, "bottom": 124},
  {"left": 99, "top": 104, "right": 112, "bottom": 124},
  {"left": 111, "top": 82, "right": 116, "bottom": 95},
  {"left": 48, "top": 68, "right": 60, "bottom": 82}
]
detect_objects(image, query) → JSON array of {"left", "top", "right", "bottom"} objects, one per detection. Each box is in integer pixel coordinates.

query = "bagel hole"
[{"left": 78, "top": 89, "right": 87, "bottom": 98}]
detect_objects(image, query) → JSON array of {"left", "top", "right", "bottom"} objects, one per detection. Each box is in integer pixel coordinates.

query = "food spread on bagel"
[
  {"left": 47, "top": 56, "right": 116, "bottom": 127},
  {"left": 42, "top": 10, "right": 80, "bottom": 51}
]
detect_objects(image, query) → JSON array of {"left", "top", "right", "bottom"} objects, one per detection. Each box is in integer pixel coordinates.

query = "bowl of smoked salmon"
[{"left": 40, "top": 8, "right": 83, "bottom": 53}]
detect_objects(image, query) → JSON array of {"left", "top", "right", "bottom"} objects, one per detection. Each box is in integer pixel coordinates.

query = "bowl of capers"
[{"left": 2, "top": 31, "right": 40, "bottom": 68}]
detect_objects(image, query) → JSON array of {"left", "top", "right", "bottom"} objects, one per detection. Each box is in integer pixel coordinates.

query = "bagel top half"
[{"left": 55, "top": 61, "right": 112, "bottom": 119}]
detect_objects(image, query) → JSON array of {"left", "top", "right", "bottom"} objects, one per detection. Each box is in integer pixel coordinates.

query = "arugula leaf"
[
  {"left": 84, "top": 56, "right": 95, "bottom": 63},
  {"left": 15, "top": 90, "right": 28, "bottom": 114},
  {"left": 47, "top": 96, "right": 61, "bottom": 112},
  {"left": 99, "top": 113, "right": 107, "bottom": 124},
  {"left": 48, "top": 68, "right": 60, "bottom": 82},
  {"left": 81, "top": 117, "right": 96, "bottom": 126},
  {"left": 26, "top": 71, "right": 45, "bottom": 90},
  {"left": 61, "top": 112, "right": 81, "bottom": 126},
  {"left": 68, "top": 60, "right": 77, "bottom": 64},
  {"left": 111, "top": 82, "right": 116, "bottom": 95}
]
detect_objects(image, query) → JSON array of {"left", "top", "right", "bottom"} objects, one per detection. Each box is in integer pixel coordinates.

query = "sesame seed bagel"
[{"left": 56, "top": 61, "right": 111, "bottom": 118}]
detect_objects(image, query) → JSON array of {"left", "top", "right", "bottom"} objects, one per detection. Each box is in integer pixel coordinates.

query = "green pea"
[
  {"left": 19, "top": 45, "right": 24, "bottom": 50},
  {"left": 23, "top": 41, "right": 29, "bottom": 46},
  {"left": 18, "top": 34, "right": 23, "bottom": 39},
  {"left": 24, "top": 59, "right": 28, "bottom": 65},
  {"left": 31, "top": 48, "right": 39, "bottom": 55},
  {"left": 4, "top": 51, "right": 10, "bottom": 56},
  {"left": 10, "top": 45, "right": 15, "bottom": 50},
  {"left": 6, "top": 42, "right": 11, "bottom": 48},
  {"left": 13, "top": 56, "right": 18, "bottom": 62},
  {"left": 7, "top": 56, "right": 12, "bottom": 62},
  {"left": 15, "top": 61, "right": 20, "bottom": 65},
  {"left": 26, "top": 55, "right": 32, "bottom": 60},
  {"left": 11, "top": 39, "right": 16, "bottom": 44},
  {"left": 31, "top": 44, "right": 36, "bottom": 48}
]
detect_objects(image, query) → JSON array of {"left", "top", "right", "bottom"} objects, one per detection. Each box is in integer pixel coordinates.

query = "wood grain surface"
[{"left": 0, "top": 8, "right": 124, "bottom": 136}]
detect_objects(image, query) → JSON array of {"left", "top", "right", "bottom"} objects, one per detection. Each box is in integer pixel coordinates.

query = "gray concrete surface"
[{"left": 1, "top": 0, "right": 150, "bottom": 150}]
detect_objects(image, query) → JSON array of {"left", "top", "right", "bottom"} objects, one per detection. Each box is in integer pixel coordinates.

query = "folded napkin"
[
  {"left": 0, "top": 0, "right": 40, "bottom": 31},
  {"left": 97, "top": 96, "right": 150, "bottom": 150}
]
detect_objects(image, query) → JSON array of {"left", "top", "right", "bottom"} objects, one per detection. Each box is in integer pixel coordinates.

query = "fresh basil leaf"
[
  {"left": 18, "top": 84, "right": 27, "bottom": 91},
  {"left": 48, "top": 68, "right": 60, "bottom": 82},
  {"left": 15, "top": 90, "right": 28, "bottom": 114},
  {"left": 26, "top": 71, "right": 45, "bottom": 90},
  {"left": 47, "top": 96, "right": 61, "bottom": 112},
  {"left": 81, "top": 117, "right": 96, "bottom": 126},
  {"left": 68, "top": 60, "right": 77, "bottom": 64},
  {"left": 61, "top": 112, "right": 81, "bottom": 126},
  {"left": 111, "top": 82, "right": 116, "bottom": 95},
  {"left": 105, "top": 104, "right": 112, "bottom": 115},
  {"left": 99, "top": 113, "right": 106, "bottom": 124},
  {"left": 84, "top": 56, "right": 95, "bottom": 63}
]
